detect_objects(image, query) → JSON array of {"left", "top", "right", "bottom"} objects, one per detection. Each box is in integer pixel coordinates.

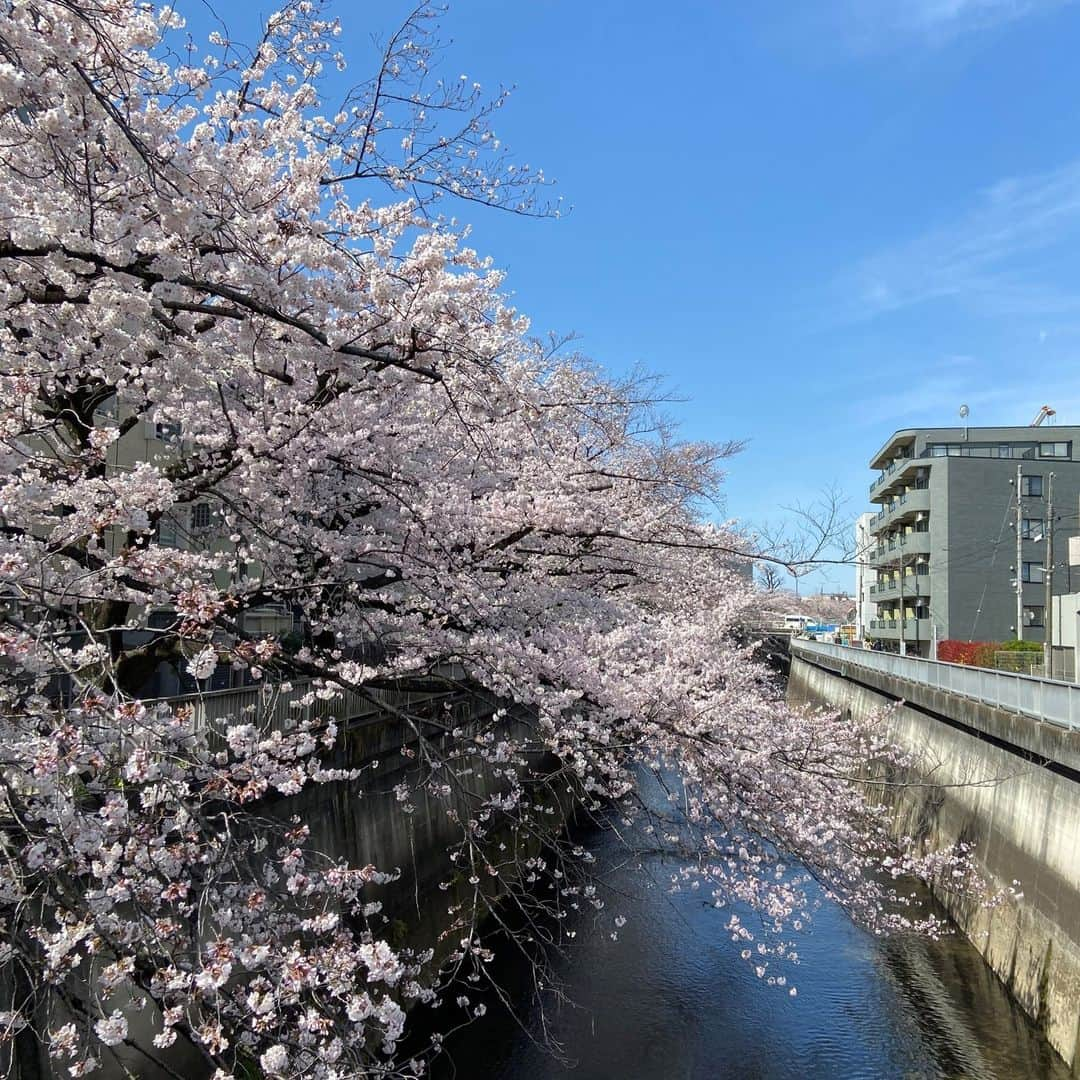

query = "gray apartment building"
[{"left": 866, "top": 425, "right": 1080, "bottom": 657}]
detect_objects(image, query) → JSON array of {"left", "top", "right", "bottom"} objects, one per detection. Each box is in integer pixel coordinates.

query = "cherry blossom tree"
[{"left": 0, "top": 2, "right": 990, "bottom": 1076}]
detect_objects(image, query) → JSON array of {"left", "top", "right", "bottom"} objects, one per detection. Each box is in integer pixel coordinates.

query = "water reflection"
[{"left": 433, "top": 825, "right": 1069, "bottom": 1080}]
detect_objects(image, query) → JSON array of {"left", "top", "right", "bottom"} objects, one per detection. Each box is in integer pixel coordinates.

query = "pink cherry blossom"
[{"left": 0, "top": 0, "right": 995, "bottom": 1074}]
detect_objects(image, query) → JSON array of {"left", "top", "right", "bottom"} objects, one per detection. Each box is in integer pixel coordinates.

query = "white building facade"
[{"left": 854, "top": 511, "right": 876, "bottom": 643}]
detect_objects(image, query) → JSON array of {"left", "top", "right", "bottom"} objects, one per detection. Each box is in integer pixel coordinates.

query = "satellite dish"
[{"left": 959, "top": 404, "right": 969, "bottom": 420}]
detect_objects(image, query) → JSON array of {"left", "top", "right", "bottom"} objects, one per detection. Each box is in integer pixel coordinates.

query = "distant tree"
[
  {"left": 757, "top": 563, "right": 787, "bottom": 593},
  {"left": 800, "top": 595, "right": 856, "bottom": 625}
]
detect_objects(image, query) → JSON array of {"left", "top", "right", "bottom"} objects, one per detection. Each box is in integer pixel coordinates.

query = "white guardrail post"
[{"left": 790, "top": 639, "right": 1080, "bottom": 731}]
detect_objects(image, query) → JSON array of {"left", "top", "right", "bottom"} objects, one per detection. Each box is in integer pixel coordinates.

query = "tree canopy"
[{"left": 0, "top": 2, "right": 983, "bottom": 1076}]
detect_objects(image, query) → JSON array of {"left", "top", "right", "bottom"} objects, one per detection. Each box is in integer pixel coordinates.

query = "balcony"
[
  {"left": 871, "top": 574, "right": 929, "bottom": 602},
  {"left": 869, "top": 455, "right": 927, "bottom": 500},
  {"left": 869, "top": 530, "right": 931, "bottom": 565},
  {"left": 868, "top": 618, "right": 932, "bottom": 640},
  {"left": 868, "top": 453, "right": 913, "bottom": 496},
  {"left": 869, "top": 485, "right": 930, "bottom": 536}
]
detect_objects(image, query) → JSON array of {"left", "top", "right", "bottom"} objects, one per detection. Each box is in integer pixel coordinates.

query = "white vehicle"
[{"left": 781, "top": 613, "right": 813, "bottom": 631}]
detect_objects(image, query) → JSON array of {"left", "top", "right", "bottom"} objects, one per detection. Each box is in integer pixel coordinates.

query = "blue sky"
[{"left": 194, "top": 0, "right": 1080, "bottom": 590}]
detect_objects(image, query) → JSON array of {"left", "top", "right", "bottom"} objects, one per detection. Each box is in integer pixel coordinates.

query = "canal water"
[{"left": 433, "top": 820, "right": 1071, "bottom": 1080}]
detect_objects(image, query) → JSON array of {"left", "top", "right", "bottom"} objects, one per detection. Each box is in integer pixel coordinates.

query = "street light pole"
[
  {"left": 1016, "top": 464, "right": 1024, "bottom": 642},
  {"left": 899, "top": 533, "right": 906, "bottom": 657},
  {"left": 1045, "top": 472, "right": 1055, "bottom": 677}
]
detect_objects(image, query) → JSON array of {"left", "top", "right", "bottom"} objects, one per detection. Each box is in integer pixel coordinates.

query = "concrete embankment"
[
  {"left": 788, "top": 652, "right": 1080, "bottom": 1073},
  {"left": 279, "top": 681, "right": 563, "bottom": 953}
]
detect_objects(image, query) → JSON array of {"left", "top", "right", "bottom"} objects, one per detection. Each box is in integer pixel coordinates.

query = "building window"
[
  {"left": 997, "top": 445, "right": 1012, "bottom": 459},
  {"left": 191, "top": 503, "right": 212, "bottom": 529},
  {"left": 154, "top": 421, "right": 181, "bottom": 444},
  {"left": 1022, "top": 561, "right": 1044, "bottom": 583},
  {"left": 1021, "top": 475, "right": 1043, "bottom": 497},
  {"left": 1023, "top": 605, "right": 1045, "bottom": 627},
  {"left": 1039, "top": 442, "right": 1070, "bottom": 458},
  {"left": 156, "top": 517, "right": 179, "bottom": 548},
  {"left": 1021, "top": 518, "right": 1044, "bottom": 540}
]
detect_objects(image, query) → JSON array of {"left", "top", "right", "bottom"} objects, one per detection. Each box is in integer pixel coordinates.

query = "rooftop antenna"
[{"left": 959, "top": 403, "right": 969, "bottom": 440}]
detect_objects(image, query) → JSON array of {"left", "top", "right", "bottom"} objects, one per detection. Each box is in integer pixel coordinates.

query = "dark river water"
[{"left": 432, "top": 822, "right": 1071, "bottom": 1080}]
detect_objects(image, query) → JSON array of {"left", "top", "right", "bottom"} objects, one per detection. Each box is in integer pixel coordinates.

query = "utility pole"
[
  {"left": 899, "top": 532, "right": 906, "bottom": 656},
  {"left": 1045, "top": 472, "right": 1055, "bottom": 677},
  {"left": 1016, "top": 464, "right": 1024, "bottom": 641}
]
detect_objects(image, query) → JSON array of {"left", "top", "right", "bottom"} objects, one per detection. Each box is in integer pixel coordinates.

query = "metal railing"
[
  {"left": 869, "top": 453, "right": 916, "bottom": 494},
  {"left": 151, "top": 675, "right": 465, "bottom": 737},
  {"left": 873, "top": 487, "right": 932, "bottom": 530},
  {"left": 792, "top": 639, "right": 1080, "bottom": 730}
]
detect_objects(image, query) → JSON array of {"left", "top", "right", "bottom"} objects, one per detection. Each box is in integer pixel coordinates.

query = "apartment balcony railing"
[
  {"left": 869, "top": 454, "right": 911, "bottom": 492},
  {"left": 871, "top": 574, "right": 929, "bottom": 601},
  {"left": 872, "top": 445, "right": 1044, "bottom": 500},
  {"left": 867, "top": 617, "right": 932, "bottom": 639},
  {"left": 870, "top": 486, "right": 931, "bottom": 536},
  {"left": 869, "top": 530, "right": 931, "bottom": 565},
  {"left": 892, "top": 486, "right": 930, "bottom": 518},
  {"left": 869, "top": 453, "right": 921, "bottom": 497}
]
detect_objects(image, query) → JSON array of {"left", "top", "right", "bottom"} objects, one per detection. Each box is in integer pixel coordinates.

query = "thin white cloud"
[
  {"left": 844, "top": 356, "right": 1080, "bottom": 430},
  {"left": 850, "top": 376, "right": 1015, "bottom": 428},
  {"left": 833, "top": 159, "right": 1080, "bottom": 322},
  {"left": 825, "top": 0, "right": 1073, "bottom": 51}
]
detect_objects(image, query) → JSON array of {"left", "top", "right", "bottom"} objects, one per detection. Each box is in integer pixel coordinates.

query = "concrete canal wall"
[
  {"left": 788, "top": 649, "right": 1080, "bottom": 1072},
  {"left": 275, "top": 681, "right": 562, "bottom": 951}
]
